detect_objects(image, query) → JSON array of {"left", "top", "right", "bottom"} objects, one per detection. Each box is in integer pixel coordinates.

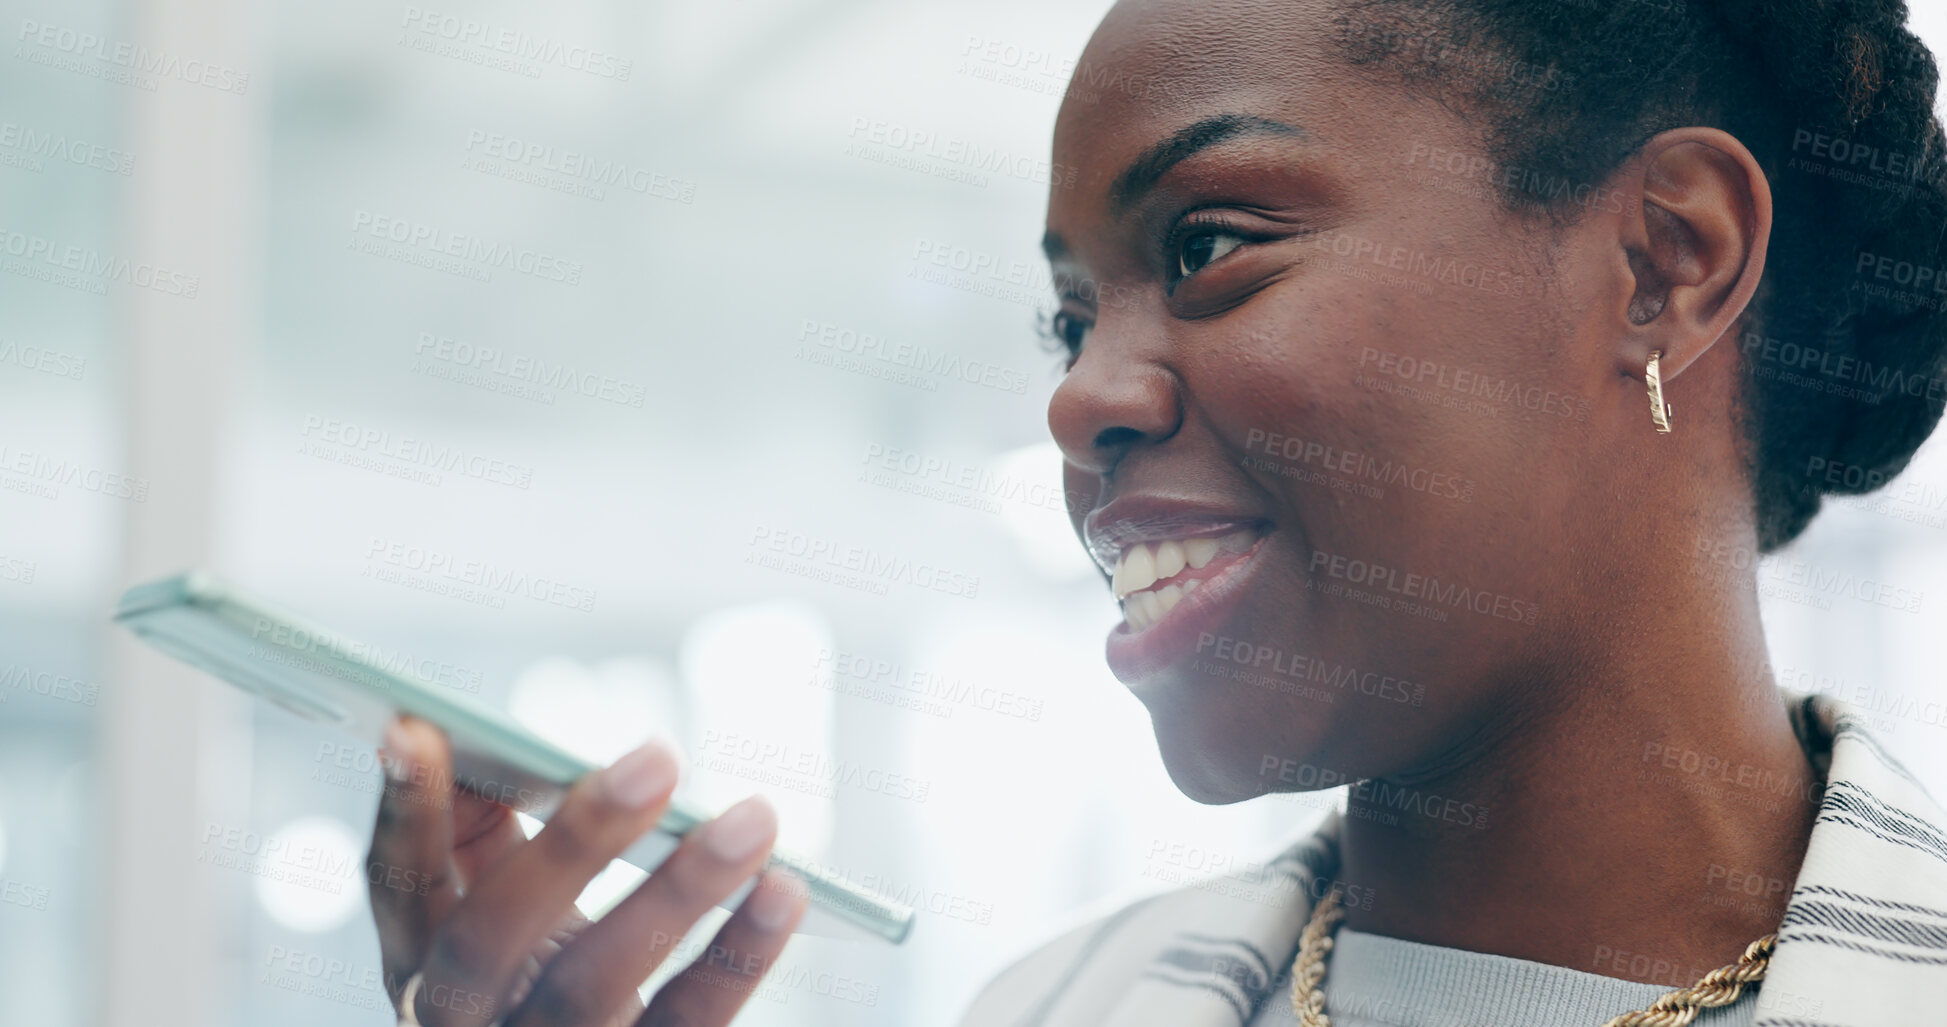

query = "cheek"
[
  {"left": 1191, "top": 270, "right": 1552, "bottom": 485},
  {"left": 1183, "top": 289, "right": 1401, "bottom": 460}
]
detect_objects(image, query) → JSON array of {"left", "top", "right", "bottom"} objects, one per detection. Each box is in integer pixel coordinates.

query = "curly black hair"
[{"left": 1333, "top": 0, "right": 1947, "bottom": 551}]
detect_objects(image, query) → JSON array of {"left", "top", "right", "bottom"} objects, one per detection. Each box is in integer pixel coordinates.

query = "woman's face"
[{"left": 1046, "top": 0, "right": 1637, "bottom": 802}]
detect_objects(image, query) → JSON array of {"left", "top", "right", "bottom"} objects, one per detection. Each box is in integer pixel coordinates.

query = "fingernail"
[
  {"left": 701, "top": 795, "right": 775, "bottom": 862},
  {"left": 742, "top": 871, "right": 805, "bottom": 932},
  {"left": 600, "top": 741, "right": 677, "bottom": 809},
  {"left": 382, "top": 719, "right": 416, "bottom": 783}
]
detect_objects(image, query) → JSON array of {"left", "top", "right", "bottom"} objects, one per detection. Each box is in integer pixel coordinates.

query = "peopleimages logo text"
[
  {"left": 363, "top": 539, "right": 598, "bottom": 613},
  {"left": 398, "top": 8, "right": 632, "bottom": 79},
  {"left": 1308, "top": 549, "right": 1540, "bottom": 625},
  {"left": 413, "top": 333, "right": 647, "bottom": 407},
  {"left": 299, "top": 416, "right": 534, "bottom": 489},
  {"left": 349, "top": 210, "right": 583, "bottom": 285},
  {"left": 0, "top": 226, "right": 198, "bottom": 296},
  {"left": 0, "top": 121, "right": 135, "bottom": 174},
  {"left": 15, "top": 19, "right": 250, "bottom": 93}
]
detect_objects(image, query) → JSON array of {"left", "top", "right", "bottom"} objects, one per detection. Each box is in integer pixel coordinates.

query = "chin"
[{"left": 1145, "top": 697, "right": 1287, "bottom": 805}]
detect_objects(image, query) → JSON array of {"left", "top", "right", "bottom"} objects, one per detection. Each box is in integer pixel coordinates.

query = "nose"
[{"left": 1046, "top": 332, "right": 1183, "bottom": 477}]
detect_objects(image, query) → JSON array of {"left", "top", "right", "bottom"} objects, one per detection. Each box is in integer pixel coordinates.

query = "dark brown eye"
[
  {"left": 1177, "top": 230, "right": 1246, "bottom": 278},
  {"left": 1052, "top": 311, "right": 1090, "bottom": 355}
]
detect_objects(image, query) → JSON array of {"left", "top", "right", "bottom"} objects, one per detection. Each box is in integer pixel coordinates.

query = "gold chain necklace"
[{"left": 1289, "top": 888, "right": 1777, "bottom": 1027}]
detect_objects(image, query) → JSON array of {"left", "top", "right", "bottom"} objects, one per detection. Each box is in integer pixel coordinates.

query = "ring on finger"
[{"left": 397, "top": 970, "right": 509, "bottom": 1027}]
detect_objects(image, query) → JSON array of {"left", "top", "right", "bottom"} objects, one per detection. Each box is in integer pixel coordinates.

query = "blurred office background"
[{"left": 1, "top": 1, "right": 1945, "bottom": 1024}]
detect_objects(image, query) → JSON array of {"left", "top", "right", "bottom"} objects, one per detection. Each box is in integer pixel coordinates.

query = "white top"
[
  {"left": 959, "top": 694, "right": 1947, "bottom": 1026},
  {"left": 1242, "top": 927, "right": 1760, "bottom": 1026}
]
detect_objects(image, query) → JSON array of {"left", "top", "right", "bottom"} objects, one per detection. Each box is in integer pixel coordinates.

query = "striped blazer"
[{"left": 958, "top": 694, "right": 1947, "bottom": 1027}]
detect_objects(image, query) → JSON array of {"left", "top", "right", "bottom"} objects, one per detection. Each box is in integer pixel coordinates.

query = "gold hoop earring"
[{"left": 1646, "top": 350, "right": 1673, "bottom": 434}]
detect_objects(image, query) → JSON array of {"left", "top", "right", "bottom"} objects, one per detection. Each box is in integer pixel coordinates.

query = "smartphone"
[{"left": 113, "top": 570, "right": 914, "bottom": 945}]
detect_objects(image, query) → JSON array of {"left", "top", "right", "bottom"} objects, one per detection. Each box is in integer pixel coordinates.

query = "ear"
[{"left": 1608, "top": 128, "right": 1772, "bottom": 382}]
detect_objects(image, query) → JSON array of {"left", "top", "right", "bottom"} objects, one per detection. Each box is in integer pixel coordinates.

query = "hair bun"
[
  {"left": 1715, "top": 0, "right": 1947, "bottom": 546},
  {"left": 1337, "top": 0, "right": 1947, "bottom": 550}
]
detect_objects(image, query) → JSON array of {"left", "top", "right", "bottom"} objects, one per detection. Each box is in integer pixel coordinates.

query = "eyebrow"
[
  {"left": 1108, "top": 114, "right": 1306, "bottom": 214},
  {"left": 1041, "top": 114, "right": 1307, "bottom": 262}
]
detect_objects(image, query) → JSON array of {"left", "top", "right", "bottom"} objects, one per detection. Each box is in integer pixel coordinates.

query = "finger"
[
  {"left": 449, "top": 790, "right": 528, "bottom": 887},
  {"left": 413, "top": 739, "right": 680, "bottom": 1027},
  {"left": 637, "top": 868, "right": 808, "bottom": 1027},
  {"left": 367, "top": 716, "right": 462, "bottom": 999},
  {"left": 448, "top": 793, "right": 599, "bottom": 1011},
  {"left": 502, "top": 795, "right": 782, "bottom": 1027},
  {"left": 448, "top": 774, "right": 581, "bottom": 1012}
]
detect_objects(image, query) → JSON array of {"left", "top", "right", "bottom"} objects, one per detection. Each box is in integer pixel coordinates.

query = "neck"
[{"left": 1332, "top": 573, "right": 1822, "bottom": 987}]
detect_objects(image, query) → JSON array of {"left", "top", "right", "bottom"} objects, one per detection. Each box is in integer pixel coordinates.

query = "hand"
[{"left": 365, "top": 716, "right": 808, "bottom": 1026}]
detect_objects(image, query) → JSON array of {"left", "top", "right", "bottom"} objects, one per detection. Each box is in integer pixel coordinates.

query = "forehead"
[
  {"left": 1048, "top": 0, "right": 1445, "bottom": 231},
  {"left": 1053, "top": 0, "right": 1339, "bottom": 156},
  {"left": 1083, "top": 0, "right": 1334, "bottom": 73}
]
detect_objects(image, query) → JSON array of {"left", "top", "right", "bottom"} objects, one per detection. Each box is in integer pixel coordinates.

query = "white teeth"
[
  {"left": 1154, "top": 540, "right": 1186, "bottom": 580},
  {"left": 1114, "top": 530, "right": 1257, "bottom": 624},
  {"left": 1115, "top": 543, "right": 1158, "bottom": 598},
  {"left": 1123, "top": 583, "right": 1188, "bottom": 632}
]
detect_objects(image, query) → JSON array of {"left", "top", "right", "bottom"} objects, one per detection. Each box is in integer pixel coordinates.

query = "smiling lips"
[{"left": 1111, "top": 529, "right": 1260, "bottom": 632}]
